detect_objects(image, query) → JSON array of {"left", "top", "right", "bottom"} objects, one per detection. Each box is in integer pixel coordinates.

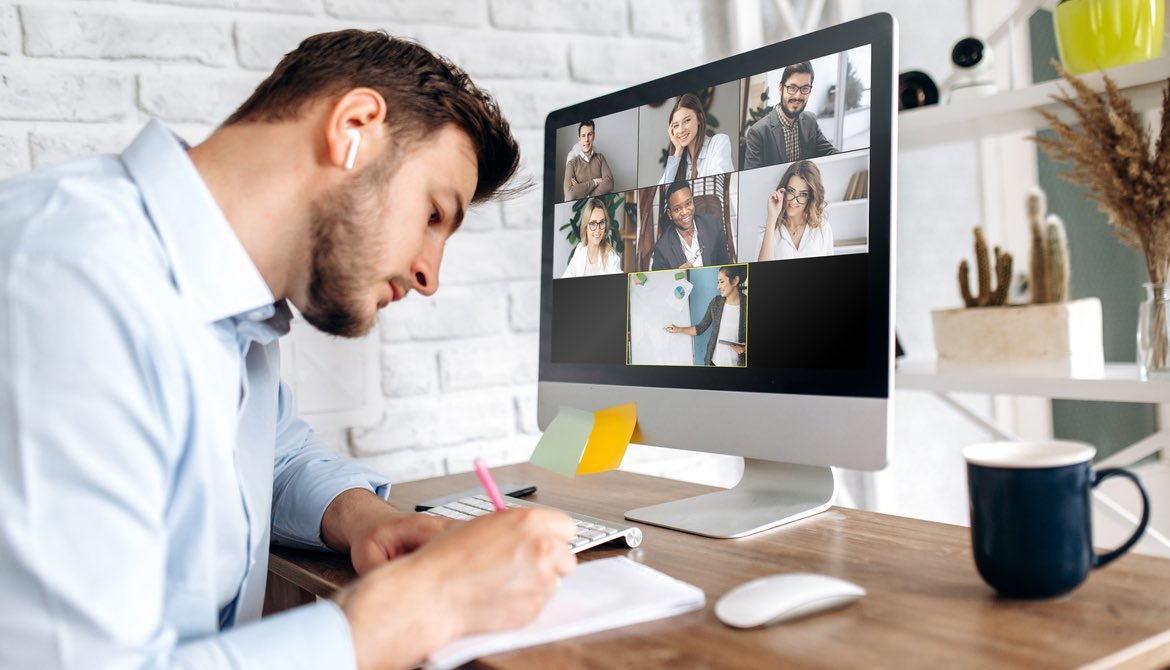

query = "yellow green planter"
[{"left": 1054, "top": 0, "right": 1164, "bottom": 74}]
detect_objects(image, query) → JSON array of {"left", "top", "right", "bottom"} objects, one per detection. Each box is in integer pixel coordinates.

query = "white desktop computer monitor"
[{"left": 538, "top": 14, "right": 897, "bottom": 538}]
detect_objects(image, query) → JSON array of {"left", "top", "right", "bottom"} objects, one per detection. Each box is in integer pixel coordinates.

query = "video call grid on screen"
[{"left": 539, "top": 15, "right": 894, "bottom": 398}]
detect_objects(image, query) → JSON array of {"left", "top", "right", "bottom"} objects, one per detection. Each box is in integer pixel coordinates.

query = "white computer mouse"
[{"left": 714, "top": 573, "right": 866, "bottom": 628}]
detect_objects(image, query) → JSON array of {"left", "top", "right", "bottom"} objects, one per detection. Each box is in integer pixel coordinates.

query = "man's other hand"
[{"left": 321, "top": 489, "right": 457, "bottom": 575}]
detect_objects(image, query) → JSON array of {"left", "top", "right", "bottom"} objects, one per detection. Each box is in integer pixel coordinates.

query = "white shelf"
[
  {"left": 898, "top": 52, "right": 1170, "bottom": 150},
  {"left": 895, "top": 358, "right": 1170, "bottom": 404},
  {"left": 826, "top": 198, "right": 867, "bottom": 209}
]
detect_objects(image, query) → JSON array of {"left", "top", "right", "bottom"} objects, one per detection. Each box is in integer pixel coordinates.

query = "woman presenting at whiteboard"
[
  {"left": 658, "top": 92, "right": 734, "bottom": 184},
  {"left": 664, "top": 265, "right": 746, "bottom": 367},
  {"left": 562, "top": 198, "right": 623, "bottom": 278}
]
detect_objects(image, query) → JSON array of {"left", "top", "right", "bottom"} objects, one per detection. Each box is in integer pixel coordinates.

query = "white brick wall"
[
  {"left": 0, "top": 0, "right": 714, "bottom": 484},
  {"left": 0, "top": 5, "right": 17, "bottom": 56}
]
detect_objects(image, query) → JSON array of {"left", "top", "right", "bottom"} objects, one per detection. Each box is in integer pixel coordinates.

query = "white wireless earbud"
[{"left": 344, "top": 129, "right": 361, "bottom": 170}]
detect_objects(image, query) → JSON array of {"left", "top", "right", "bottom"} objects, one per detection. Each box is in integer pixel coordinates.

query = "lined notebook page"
[{"left": 425, "top": 557, "right": 705, "bottom": 670}]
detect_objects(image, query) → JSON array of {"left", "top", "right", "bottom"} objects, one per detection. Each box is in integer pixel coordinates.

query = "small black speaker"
[{"left": 897, "top": 70, "right": 939, "bottom": 110}]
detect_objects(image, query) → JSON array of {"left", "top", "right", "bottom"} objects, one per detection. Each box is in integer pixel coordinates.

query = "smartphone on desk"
[{"left": 414, "top": 483, "right": 537, "bottom": 511}]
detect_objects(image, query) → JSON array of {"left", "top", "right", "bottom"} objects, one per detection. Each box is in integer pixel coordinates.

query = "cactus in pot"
[
  {"left": 1026, "top": 188, "right": 1070, "bottom": 304},
  {"left": 959, "top": 226, "right": 1012, "bottom": 307}
]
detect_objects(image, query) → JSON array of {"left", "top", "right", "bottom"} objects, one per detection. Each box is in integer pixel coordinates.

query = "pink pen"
[{"left": 474, "top": 458, "right": 507, "bottom": 511}]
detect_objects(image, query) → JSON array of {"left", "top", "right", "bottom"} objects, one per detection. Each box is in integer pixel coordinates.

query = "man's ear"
[{"left": 325, "top": 87, "right": 388, "bottom": 170}]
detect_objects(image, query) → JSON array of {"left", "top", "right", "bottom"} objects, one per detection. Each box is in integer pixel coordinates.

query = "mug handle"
[{"left": 1092, "top": 468, "right": 1151, "bottom": 569}]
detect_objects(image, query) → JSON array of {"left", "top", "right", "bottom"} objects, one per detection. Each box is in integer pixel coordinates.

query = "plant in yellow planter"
[{"left": 1054, "top": 0, "right": 1164, "bottom": 74}]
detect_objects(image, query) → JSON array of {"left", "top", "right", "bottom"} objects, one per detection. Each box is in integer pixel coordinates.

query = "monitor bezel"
[{"left": 537, "top": 13, "right": 896, "bottom": 400}]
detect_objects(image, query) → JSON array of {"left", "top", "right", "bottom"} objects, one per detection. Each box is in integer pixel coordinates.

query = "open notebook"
[{"left": 425, "top": 557, "right": 706, "bottom": 670}]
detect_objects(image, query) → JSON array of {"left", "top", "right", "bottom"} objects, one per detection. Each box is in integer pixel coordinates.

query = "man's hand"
[
  {"left": 335, "top": 508, "right": 577, "bottom": 670},
  {"left": 321, "top": 488, "right": 457, "bottom": 575}
]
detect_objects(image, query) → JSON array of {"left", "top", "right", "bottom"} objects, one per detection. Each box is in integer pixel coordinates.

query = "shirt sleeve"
[
  {"left": 0, "top": 251, "right": 178, "bottom": 668},
  {"left": 694, "top": 298, "right": 717, "bottom": 336},
  {"left": 605, "top": 249, "right": 623, "bottom": 274},
  {"left": 269, "top": 379, "right": 392, "bottom": 551},
  {"left": 596, "top": 154, "right": 614, "bottom": 194},
  {"left": 650, "top": 239, "right": 668, "bottom": 271},
  {"left": 744, "top": 122, "right": 766, "bottom": 169},
  {"left": 812, "top": 121, "right": 838, "bottom": 156},
  {"left": 563, "top": 158, "right": 597, "bottom": 201},
  {"left": 180, "top": 599, "right": 356, "bottom": 669},
  {"left": 659, "top": 154, "right": 680, "bottom": 185},
  {"left": 704, "top": 134, "right": 734, "bottom": 177},
  {"left": 711, "top": 217, "right": 731, "bottom": 266},
  {"left": 0, "top": 253, "right": 359, "bottom": 669}
]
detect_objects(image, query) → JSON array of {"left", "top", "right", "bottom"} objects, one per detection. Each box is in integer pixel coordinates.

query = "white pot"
[{"left": 931, "top": 298, "right": 1104, "bottom": 376}]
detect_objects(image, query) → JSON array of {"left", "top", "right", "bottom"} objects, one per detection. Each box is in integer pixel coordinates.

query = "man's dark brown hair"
[
  {"left": 224, "top": 29, "right": 521, "bottom": 204},
  {"left": 780, "top": 60, "right": 815, "bottom": 87}
]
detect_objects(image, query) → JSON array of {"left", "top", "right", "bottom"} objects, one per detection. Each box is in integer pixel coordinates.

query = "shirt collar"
[
  {"left": 776, "top": 107, "right": 797, "bottom": 128},
  {"left": 121, "top": 119, "right": 275, "bottom": 326},
  {"left": 675, "top": 225, "right": 701, "bottom": 264}
]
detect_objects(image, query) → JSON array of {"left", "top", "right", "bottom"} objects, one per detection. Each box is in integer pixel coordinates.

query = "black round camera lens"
[{"left": 952, "top": 37, "right": 986, "bottom": 69}]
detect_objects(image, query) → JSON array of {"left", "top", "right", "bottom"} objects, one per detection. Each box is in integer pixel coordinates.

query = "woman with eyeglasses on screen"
[
  {"left": 562, "top": 198, "right": 623, "bottom": 278},
  {"left": 657, "top": 92, "right": 734, "bottom": 184},
  {"left": 757, "top": 160, "right": 833, "bottom": 261}
]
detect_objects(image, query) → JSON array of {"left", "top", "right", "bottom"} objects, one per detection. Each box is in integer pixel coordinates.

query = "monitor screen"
[
  {"left": 537, "top": 14, "right": 897, "bottom": 537},
  {"left": 540, "top": 15, "right": 894, "bottom": 401}
]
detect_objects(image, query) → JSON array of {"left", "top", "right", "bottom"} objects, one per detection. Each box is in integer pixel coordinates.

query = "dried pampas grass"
[{"left": 1032, "top": 61, "right": 1170, "bottom": 285}]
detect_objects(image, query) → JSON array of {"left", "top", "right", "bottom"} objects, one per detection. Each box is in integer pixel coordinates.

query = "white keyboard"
[{"left": 424, "top": 494, "right": 644, "bottom": 553}]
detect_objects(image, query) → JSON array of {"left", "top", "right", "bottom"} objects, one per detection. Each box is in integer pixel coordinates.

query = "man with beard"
[
  {"left": 0, "top": 30, "right": 576, "bottom": 670},
  {"left": 651, "top": 181, "right": 731, "bottom": 271},
  {"left": 744, "top": 61, "right": 839, "bottom": 169}
]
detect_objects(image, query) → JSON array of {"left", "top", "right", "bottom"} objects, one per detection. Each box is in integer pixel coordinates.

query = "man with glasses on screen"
[{"left": 744, "top": 61, "right": 838, "bottom": 170}]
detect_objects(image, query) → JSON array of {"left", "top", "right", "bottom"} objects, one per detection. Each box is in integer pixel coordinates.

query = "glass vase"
[{"left": 1137, "top": 283, "right": 1170, "bottom": 380}]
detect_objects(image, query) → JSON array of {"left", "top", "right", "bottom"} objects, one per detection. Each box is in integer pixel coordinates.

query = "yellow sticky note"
[{"left": 577, "top": 402, "right": 637, "bottom": 475}]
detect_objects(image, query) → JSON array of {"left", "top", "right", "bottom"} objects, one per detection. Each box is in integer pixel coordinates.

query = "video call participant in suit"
[
  {"left": 744, "top": 61, "right": 838, "bottom": 169},
  {"left": 658, "top": 92, "right": 734, "bottom": 184},
  {"left": 758, "top": 160, "right": 834, "bottom": 260},
  {"left": 562, "top": 198, "right": 623, "bottom": 277},
  {"left": 651, "top": 181, "right": 730, "bottom": 270},
  {"left": 564, "top": 120, "right": 614, "bottom": 201},
  {"left": 664, "top": 265, "right": 747, "bottom": 366}
]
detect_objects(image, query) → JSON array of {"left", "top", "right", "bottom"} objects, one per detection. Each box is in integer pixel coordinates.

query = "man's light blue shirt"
[{"left": 0, "top": 120, "right": 392, "bottom": 668}]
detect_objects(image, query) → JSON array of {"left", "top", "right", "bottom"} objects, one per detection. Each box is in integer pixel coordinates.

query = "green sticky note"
[
  {"left": 674, "top": 271, "right": 686, "bottom": 280},
  {"left": 529, "top": 406, "right": 594, "bottom": 477}
]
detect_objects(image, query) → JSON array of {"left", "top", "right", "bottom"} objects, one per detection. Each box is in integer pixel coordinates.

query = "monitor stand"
[{"left": 623, "top": 459, "right": 835, "bottom": 538}]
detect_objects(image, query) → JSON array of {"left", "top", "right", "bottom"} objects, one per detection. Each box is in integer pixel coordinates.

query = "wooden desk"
[{"left": 266, "top": 464, "right": 1170, "bottom": 669}]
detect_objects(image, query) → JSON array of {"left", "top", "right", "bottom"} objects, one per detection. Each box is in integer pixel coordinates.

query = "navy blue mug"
[{"left": 964, "top": 441, "right": 1150, "bottom": 599}]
